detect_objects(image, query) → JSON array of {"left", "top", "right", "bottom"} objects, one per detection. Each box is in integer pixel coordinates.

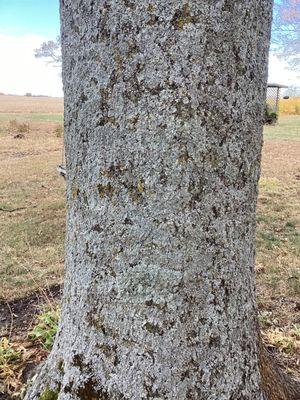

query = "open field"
[
  {"left": 0, "top": 96, "right": 299, "bottom": 393},
  {"left": 0, "top": 95, "right": 63, "bottom": 114},
  {"left": 0, "top": 97, "right": 65, "bottom": 301}
]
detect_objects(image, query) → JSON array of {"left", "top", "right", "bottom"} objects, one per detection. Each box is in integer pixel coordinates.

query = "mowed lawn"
[
  {"left": 0, "top": 96, "right": 299, "bottom": 376},
  {"left": 257, "top": 115, "right": 300, "bottom": 377}
]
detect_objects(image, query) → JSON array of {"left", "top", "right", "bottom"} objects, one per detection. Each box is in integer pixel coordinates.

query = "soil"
[
  {"left": 0, "top": 284, "right": 299, "bottom": 398},
  {"left": 0, "top": 285, "right": 62, "bottom": 400},
  {"left": 0, "top": 284, "right": 62, "bottom": 339}
]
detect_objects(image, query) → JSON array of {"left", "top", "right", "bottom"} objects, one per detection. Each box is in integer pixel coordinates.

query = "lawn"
[
  {"left": 264, "top": 115, "right": 300, "bottom": 141},
  {"left": 256, "top": 116, "right": 300, "bottom": 377},
  {"left": 0, "top": 96, "right": 299, "bottom": 393}
]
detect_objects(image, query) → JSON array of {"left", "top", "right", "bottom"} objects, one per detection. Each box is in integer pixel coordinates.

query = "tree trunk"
[
  {"left": 24, "top": 1, "right": 283, "bottom": 399},
  {"left": 259, "top": 333, "right": 300, "bottom": 400}
]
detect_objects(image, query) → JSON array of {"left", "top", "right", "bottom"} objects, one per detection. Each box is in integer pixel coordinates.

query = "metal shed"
[{"left": 267, "top": 83, "right": 288, "bottom": 114}]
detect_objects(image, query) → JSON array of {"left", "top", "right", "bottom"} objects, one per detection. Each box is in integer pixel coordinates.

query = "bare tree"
[
  {"left": 34, "top": 36, "right": 62, "bottom": 67},
  {"left": 25, "top": 1, "right": 300, "bottom": 399},
  {"left": 272, "top": 0, "right": 300, "bottom": 68}
]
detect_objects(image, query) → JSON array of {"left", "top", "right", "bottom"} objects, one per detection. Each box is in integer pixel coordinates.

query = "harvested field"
[
  {"left": 0, "top": 95, "right": 63, "bottom": 114},
  {"left": 0, "top": 103, "right": 65, "bottom": 301}
]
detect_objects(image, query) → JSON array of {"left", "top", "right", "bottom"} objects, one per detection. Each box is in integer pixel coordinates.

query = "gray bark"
[{"left": 25, "top": 1, "right": 273, "bottom": 399}]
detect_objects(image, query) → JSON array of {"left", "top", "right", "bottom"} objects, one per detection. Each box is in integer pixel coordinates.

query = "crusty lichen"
[
  {"left": 97, "top": 183, "right": 114, "bottom": 198},
  {"left": 72, "top": 186, "right": 80, "bottom": 199},
  {"left": 172, "top": 3, "right": 197, "bottom": 31},
  {"left": 39, "top": 387, "right": 58, "bottom": 400},
  {"left": 137, "top": 177, "right": 144, "bottom": 193}
]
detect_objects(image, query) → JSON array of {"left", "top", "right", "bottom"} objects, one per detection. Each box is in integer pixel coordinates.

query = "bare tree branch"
[
  {"left": 272, "top": 0, "right": 300, "bottom": 68},
  {"left": 34, "top": 36, "right": 62, "bottom": 67}
]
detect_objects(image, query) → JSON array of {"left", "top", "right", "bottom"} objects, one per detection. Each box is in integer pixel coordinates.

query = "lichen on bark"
[
  {"left": 25, "top": 0, "right": 277, "bottom": 399},
  {"left": 39, "top": 387, "right": 59, "bottom": 400}
]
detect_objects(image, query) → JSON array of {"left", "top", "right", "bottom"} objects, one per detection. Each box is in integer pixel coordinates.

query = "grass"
[
  {"left": 0, "top": 116, "right": 65, "bottom": 300},
  {"left": 0, "top": 338, "right": 28, "bottom": 396},
  {"left": 0, "top": 113, "right": 63, "bottom": 122},
  {"left": 264, "top": 115, "right": 300, "bottom": 141},
  {"left": 256, "top": 181, "right": 300, "bottom": 294},
  {"left": 256, "top": 115, "right": 300, "bottom": 377},
  {"left": 0, "top": 304, "right": 60, "bottom": 396},
  {"left": 0, "top": 96, "right": 299, "bottom": 382},
  {"left": 0, "top": 189, "right": 65, "bottom": 298},
  {"left": 0, "top": 303, "right": 60, "bottom": 398}
]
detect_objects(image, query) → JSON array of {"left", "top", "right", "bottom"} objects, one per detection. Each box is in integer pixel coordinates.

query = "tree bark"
[
  {"left": 24, "top": 1, "right": 287, "bottom": 399},
  {"left": 259, "top": 333, "right": 300, "bottom": 400}
]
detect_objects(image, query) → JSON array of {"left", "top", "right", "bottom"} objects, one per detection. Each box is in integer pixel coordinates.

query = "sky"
[
  {"left": 0, "top": 0, "right": 299, "bottom": 98},
  {"left": 0, "top": 0, "right": 62, "bottom": 97}
]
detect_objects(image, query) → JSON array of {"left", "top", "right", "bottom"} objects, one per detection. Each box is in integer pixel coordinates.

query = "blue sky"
[{"left": 0, "top": 0, "right": 60, "bottom": 38}]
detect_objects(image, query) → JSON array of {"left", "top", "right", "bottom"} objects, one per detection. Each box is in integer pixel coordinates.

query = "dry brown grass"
[
  {"left": 0, "top": 95, "right": 63, "bottom": 114},
  {"left": 0, "top": 116, "right": 65, "bottom": 300},
  {"left": 0, "top": 96, "right": 299, "bottom": 381},
  {"left": 256, "top": 133, "right": 300, "bottom": 378}
]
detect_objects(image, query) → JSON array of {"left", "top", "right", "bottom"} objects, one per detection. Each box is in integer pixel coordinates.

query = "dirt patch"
[
  {"left": 261, "top": 140, "right": 300, "bottom": 181},
  {"left": 0, "top": 284, "right": 62, "bottom": 339},
  {"left": 0, "top": 149, "right": 61, "bottom": 162},
  {"left": 0, "top": 286, "right": 62, "bottom": 399}
]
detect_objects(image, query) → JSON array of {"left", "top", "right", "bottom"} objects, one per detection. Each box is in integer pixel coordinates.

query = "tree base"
[{"left": 25, "top": 339, "right": 300, "bottom": 400}]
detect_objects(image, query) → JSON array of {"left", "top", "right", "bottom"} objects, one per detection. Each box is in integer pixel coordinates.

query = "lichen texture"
[{"left": 25, "top": 0, "right": 273, "bottom": 399}]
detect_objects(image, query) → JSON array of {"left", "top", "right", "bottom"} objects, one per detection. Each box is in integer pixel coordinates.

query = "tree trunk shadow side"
[{"left": 259, "top": 335, "right": 300, "bottom": 400}]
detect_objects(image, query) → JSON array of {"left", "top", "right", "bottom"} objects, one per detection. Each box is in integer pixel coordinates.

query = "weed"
[
  {"left": 291, "top": 324, "right": 300, "bottom": 339},
  {"left": 285, "top": 220, "right": 297, "bottom": 229},
  {"left": 0, "top": 337, "right": 22, "bottom": 366},
  {"left": 265, "top": 266, "right": 281, "bottom": 290},
  {"left": 287, "top": 270, "right": 300, "bottom": 296},
  {"left": 29, "top": 307, "right": 60, "bottom": 351},
  {"left": 264, "top": 104, "right": 278, "bottom": 125},
  {"left": 259, "top": 311, "right": 279, "bottom": 328},
  {"left": 53, "top": 124, "right": 63, "bottom": 138},
  {"left": 259, "top": 177, "right": 280, "bottom": 194},
  {"left": 257, "top": 229, "right": 281, "bottom": 250},
  {"left": 9, "top": 119, "right": 30, "bottom": 134},
  {"left": 265, "top": 328, "right": 299, "bottom": 354},
  {"left": 275, "top": 335, "right": 295, "bottom": 354},
  {"left": 0, "top": 338, "right": 27, "bottom": 395}
]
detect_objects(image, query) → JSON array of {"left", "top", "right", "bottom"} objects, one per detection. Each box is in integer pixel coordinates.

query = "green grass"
[
  {"left": 0, "top": 113, "right": 63, "bottom": 122},
  {"left": 264, "top": 115, "right": 300, "bottom": 141}
]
